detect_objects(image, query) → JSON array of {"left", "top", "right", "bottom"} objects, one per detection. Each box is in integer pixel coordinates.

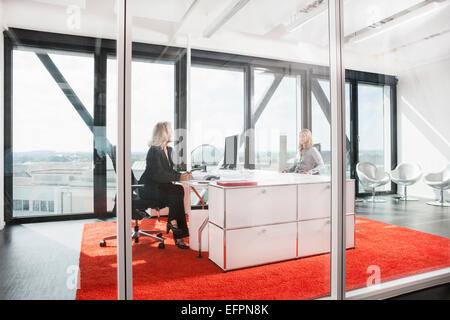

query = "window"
[
  {"left": 23, "top": 200, "right": 30, "bottom": 211},
  {"left": 13, "top": 200, "right": 22, "bottom": 211},
  {"left": 312, "top": 80, "right": 352, "bottom": 177},
  {"left": 12, "top": 49, "right": 94, "bottom": 218},
  {"left": 48, "top": 201, "right": 55, "bottom": 213},
  {"left": 254, "top": 69, "right": 299, "bottom": 171},
  {"left": 40, "top": 200, "right": 48, "bottom": 212},
  {"left": 33, "top": 200, "right": 40, "bottom": 212},
  {"left": 190, "top": 65, "right": 245, "bottom": 168},
  {"left": 311, "top": 79, "right": 331, "bottom": 175},
  {"left": 357, "top": 83, "right": 392, "bottom": 192}
]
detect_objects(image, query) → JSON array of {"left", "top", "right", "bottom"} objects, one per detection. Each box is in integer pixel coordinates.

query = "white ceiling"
[{"left": 5, "top": 0, "right": 450, "bottom": 70}]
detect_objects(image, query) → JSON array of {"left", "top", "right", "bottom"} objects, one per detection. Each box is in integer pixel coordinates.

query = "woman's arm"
[
  {"left": 307, "top": 148, "right": 325, "bottom": 175},
  {"left": 285, "top": 159, "right": 299, "bottom": 173}
]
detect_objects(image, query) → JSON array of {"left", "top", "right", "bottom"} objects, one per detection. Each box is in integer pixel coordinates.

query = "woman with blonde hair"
[
  {"left": 138, "top": 121, "right": 192, "bottom": 249},
  {"left": 282, "top": 129, "right": 324, "bottom": 175}
]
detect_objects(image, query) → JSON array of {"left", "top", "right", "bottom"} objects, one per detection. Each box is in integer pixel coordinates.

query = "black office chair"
[{"left": 99, "top": 171, "right": 165, "bottom": 249}]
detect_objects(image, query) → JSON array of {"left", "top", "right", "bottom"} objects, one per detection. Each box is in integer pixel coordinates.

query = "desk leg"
[
  {"left": 191, "top": 186, "right": 205, "bottom": 209},
  {"left": 197, "top": 216, "right": 209, "bottom": 258}
]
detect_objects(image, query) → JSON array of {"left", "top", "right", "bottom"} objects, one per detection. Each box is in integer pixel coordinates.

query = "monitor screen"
[{"left": 223, "top": 135, "right": 238, "bottom": 169}]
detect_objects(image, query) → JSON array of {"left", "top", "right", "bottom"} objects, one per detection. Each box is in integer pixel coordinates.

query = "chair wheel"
[
  {"left": 158, "top": 243, "right": 165, "bottom": 249},
  {"left": 100, "top": 240, "right": 106, "bottom": 247},
  {"left": 157, "top": 233, "right": 163, "bottom": 238}
]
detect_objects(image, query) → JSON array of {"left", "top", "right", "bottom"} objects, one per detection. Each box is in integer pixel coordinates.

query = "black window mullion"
[
  {"left": 390, "top": 83, "right": 398, "bottom": 195},
  {"left": 174, "top": 51, "right": 187, "bottom": 171},
  {"left": 244, "top": 64, "right": 255, "bottom": 169},
  {"left": 4, "top": 33, "right": 13, "bottom": 223},
  {"left": 93, "top": 48, "right": 108, "bottom": 215}
]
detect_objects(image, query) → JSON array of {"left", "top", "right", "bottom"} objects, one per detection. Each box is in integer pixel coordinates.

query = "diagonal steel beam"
[
  {"left": 311, "top": 78, "right": 351, "bottom": 152},
  {"left": 239, "top": 73, "right": 284, "bottom": 148},
  {"left": 35, "top": 53, "right": 115, "bottom": 162},
  {"left": 252, "top": 74, "right": 284, "bottom": 126}
]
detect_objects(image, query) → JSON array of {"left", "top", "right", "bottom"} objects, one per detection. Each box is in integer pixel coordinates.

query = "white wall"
[
  {"left": 0, "top": 0, "right": 5, "bottom": 230},
  {"left": 397, "top": 57, "right": 450, "bottom": 200}
]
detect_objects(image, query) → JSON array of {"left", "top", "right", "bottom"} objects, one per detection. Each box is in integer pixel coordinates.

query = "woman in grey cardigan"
[{"left": 283, "top": 129, "right": 324, "bottom": 175}]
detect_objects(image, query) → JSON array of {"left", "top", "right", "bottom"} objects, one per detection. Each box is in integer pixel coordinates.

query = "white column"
[
  {"left": 329, "top": 0, "right": 346, "bottom": 300},
  {"left": 116, "top": 0, "right": 133, "bottom": 300}
]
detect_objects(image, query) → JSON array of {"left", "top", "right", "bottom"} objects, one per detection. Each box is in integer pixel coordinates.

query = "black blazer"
[{"left": 138, "top": 146, "right": 181, "bottom": 200}]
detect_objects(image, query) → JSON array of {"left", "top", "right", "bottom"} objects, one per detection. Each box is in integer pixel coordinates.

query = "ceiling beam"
[
  {"left": 203, "top": 0, "right": 250, "bottom": 38},
  {"left": 171, "top": 0, "right": 201, "bottom": 41},
  {"left": 285, "top": 0, "right": 328, "bottom": 33},
  {"left": 344, "top": 0, "right": 449, "bottom": 44}
]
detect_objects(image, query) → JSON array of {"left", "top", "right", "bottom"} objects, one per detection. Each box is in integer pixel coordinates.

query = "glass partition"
[
  {"left": 343, "top": 0, "right": 450, "bottom": 297},
  {"left": 126, "top": 0, "right": 333, "bottom": 300},
  {"left": 1, "top": 0, "right": 118, "bottom": 300}
]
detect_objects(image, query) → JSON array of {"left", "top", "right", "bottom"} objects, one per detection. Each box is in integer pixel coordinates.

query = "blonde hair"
[
  {"left": 149, "top": 122, "right": 173, "bottom": 148},
  {"left": 299, "top": 129, "right": 313, "bottom": 153}
]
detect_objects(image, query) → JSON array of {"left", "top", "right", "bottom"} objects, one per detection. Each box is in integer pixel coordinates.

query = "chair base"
[
  {"left": 100, "top": 227, "right": 165, "bottom": 248},
  {"left": 365, "top": 198, "right": 387, "bottom": 203},
  {"left": 426, "top": 201, "right": 450, "bottom": 207},
  {"left": 397, "top": 196, "right": 420, "bottom": 201}
]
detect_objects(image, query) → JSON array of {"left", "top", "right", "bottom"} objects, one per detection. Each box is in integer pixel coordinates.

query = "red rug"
[{"left": 76, "top": 217, "right": 450, "bottom": 300}]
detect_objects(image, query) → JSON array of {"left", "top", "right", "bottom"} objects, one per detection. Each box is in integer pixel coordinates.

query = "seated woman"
[
  {"left": 138, "top": 121, "right": 192, "bottom": 249},
  {"left": 282, "top": 129, "right": 324, "bottom": 175}
]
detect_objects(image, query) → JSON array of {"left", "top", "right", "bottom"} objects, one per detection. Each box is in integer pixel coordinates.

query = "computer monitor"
[{"left": 223, "top": 135, "right": 238, "bottom": 169}]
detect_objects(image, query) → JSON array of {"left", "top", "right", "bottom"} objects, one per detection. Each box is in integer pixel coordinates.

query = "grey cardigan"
[{"left": 286, "top": 147, "right": 325, "bottom": 175}]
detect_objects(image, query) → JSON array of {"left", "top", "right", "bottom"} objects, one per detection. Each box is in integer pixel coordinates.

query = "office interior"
[{"left": 0, "top": 0, "right": 449, "bottom": 300}]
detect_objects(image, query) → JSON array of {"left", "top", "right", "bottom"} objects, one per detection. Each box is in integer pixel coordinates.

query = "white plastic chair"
[
  {"left": 356, "top": 162, "right": 391, "bottom": 203},
  {"left": 423, "top": 164, "right": 450, "bottom": 207},
  {"left": 390, "top": 163, "right": 422, "bottom": 201}
]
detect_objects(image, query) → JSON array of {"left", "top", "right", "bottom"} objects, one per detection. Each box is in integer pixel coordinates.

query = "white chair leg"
[
  {"left": 366, "top": 187, "right": 386, "bottom": 203},
  {"left": 427, "top": 189, "right": 450, "bottom": 207},
  {"left": 399, "top": 185, "right": 419, "bottom": 201}
]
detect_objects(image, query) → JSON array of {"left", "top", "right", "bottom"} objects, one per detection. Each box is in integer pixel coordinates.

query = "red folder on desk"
[{"left": 216, "top": 180, "right": 258, "bottom": 187}]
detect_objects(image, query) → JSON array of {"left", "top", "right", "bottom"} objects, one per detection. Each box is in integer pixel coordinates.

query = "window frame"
[{"left": 3, "top": 28, "right": 398, "bottom": 224}]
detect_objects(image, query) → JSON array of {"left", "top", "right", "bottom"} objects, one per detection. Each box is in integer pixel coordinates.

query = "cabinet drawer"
[
  {"left": 298, "top": 215, "right": 355, "bottom": 258},
  {"left": 208, "top": 222, "right": 224, "bottom": 269},
  {"left": 225, "top": 185, "right": 297, "bottom": 229},
  {"left": 298, "top": 181, "right": 355, "bottom": 220},
  {"left": 298, "top": 183, "right": 330, "bottom": 220},
  {"left": 208, "top": 186, "right": 225, "bottom": 228},
  {"left": 225, "top": 222, "right": 297, "bottom": 270}
]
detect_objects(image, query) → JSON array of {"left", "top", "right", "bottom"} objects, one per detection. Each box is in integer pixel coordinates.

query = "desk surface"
[{"left": 181, "top": 169, "right": 353, "bottom": 188}]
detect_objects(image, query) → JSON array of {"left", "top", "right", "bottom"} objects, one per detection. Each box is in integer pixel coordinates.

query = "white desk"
[{"left": 183, "top": 170, "right": 355, "bottom": 271}]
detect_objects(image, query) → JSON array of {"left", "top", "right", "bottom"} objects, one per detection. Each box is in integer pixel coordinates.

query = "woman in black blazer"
[{"left": 138, "top": 122, "right": 192, "bottom": 249}]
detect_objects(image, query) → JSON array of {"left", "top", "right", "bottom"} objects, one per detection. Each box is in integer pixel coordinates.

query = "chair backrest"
[
  {"left": 443, "top": 163, "right": 450, "bottom": 181},
  {"left": 357, "top": 162, "right": 378, "bottom": 180},
  {"left": 313, "top": 143, "right": 321, "bottom": 153},
  {"left": 394, "top": 163, "right": 422, "bottom": 180}
]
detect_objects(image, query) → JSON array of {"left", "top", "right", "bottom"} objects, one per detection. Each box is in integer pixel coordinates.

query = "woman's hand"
[
  {"left": 180, "top": 172, "right": 192, "bottom": 181},
  {"left": 281, "top": 169, "right": 287, "bottom": 173},
  {"left": 300, "top": 171, "right": 311, "bottom": 175}
]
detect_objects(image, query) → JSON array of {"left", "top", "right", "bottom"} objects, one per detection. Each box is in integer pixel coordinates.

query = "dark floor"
[
  {"left": 356, "top": 195, "right": 450, "bottom": 238},
  {"left": 0, "top": 218, "right": 104, "bottom": 300},
  {"left": 0, "top": 195, "right": 448, "bottom": 300}
]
